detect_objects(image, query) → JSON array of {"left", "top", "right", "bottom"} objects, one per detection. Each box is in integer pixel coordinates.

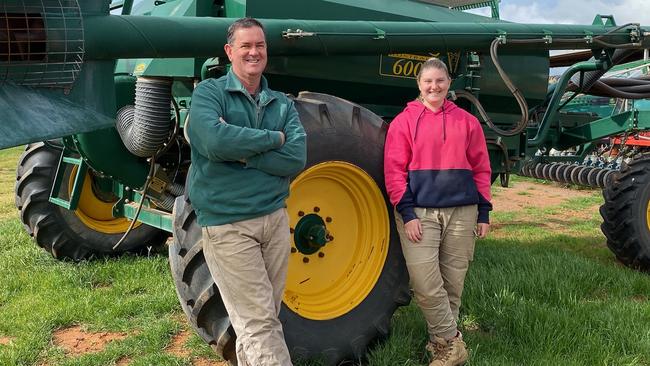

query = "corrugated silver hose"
[
  {"left": 113, "top": 78, "right": 179, "bottom": 250},
  {"left": 166, "top": 182, "right": 185, "bottom": 196},
  {"left": 151, "top": 183, "right": 186, "bottom": 212},
  {"left": 116, "top": 77, "right": 173, "bottom": 157}
]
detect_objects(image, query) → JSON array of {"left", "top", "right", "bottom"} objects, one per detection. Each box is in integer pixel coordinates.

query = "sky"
[{"left": 466, "top": 0, "right": 650, "bottom": 26}]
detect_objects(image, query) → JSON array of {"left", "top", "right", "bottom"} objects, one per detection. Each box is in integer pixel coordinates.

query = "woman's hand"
[
  {"left": 404, "top": 219, "right": 423, "bottom": 243},
  {"left": 476, "top": 223, "right": 490, "bottom": 238}
]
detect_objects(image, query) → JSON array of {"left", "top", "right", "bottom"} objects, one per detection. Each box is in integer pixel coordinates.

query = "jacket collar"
[{"left": 224, "top": 69, "right": 275, "bottom": 105}]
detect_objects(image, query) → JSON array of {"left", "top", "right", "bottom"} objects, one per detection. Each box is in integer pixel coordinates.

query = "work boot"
[
  {"left": 428, "top": 333, "right": 468, "bottom": 366},
  {"left": 426, "top": 338, "right": 446, "bottom": 360}
]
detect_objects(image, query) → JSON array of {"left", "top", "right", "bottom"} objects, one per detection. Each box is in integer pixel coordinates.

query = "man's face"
[{"left": 224, "top": 26, "right": 267, "bottom": 81}]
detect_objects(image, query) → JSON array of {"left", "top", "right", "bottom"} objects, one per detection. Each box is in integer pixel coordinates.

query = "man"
[{"left": 187, "top": 17, "right": 307, "bottom": 366}]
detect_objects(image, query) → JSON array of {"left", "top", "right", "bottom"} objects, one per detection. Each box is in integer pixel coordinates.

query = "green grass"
[
  {"left": 1, "top": 148, "right": 650, "bottom": 365},
  {"left": 364, "top": 177, "right": 650, "bottom": 365},
  {"left": 0, "top": 216, "right": 220, "bottom": 366}
]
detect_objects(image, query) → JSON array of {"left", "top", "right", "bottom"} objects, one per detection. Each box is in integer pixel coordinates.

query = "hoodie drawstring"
[
  {"left": 413, "top": 107, "right": 425, "bottom": 142},
  {"left": 442, "top": 105, "right": 446, "bottom": 142},
  {"left": 413, "top": 100, "right": 447, "bottom": 143}
]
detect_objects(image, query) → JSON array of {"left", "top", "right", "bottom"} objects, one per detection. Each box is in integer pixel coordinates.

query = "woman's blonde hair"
[{"left": 416, "top": 57, "right": 451, "bottom": 81}]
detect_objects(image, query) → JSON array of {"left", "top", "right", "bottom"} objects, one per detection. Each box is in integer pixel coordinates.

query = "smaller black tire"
[
  {"left": 600, "top": 153, "right": 650, "bottom": 270},
  {"left": 15, "top": 142, "right": 168, "bottom": 261}
]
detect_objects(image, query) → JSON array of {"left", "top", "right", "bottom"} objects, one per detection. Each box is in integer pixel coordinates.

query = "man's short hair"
[{"left": 227, "top": 17, "right": 265, "bottom": 45}]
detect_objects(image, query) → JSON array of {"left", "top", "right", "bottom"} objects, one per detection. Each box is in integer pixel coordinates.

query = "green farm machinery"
[{"left": 5, "top": 0, "right": 650, "bottom": 363}]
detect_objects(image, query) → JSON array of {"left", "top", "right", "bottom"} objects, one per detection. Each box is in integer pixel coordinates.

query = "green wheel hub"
[{"left": 294, "top": 213, "right": 328, "bottom": 255}]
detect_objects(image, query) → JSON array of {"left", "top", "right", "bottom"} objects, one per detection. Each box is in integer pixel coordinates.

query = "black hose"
[
  {"left": 487, "top": 38, "right": 530, "bottom": 136},
  {"left": 600, "top": 77, "right": 650, "bottom": 86},
  {"left": 588, "top": 80, "right": 650, "bottom": 99},
  {"left": 610, "top": 84, "right": 650, "bottom": 93},
  {"left": 483, "top": 24, "right": 641, "bottom": 136},
  {"left": 567, "top": 48, "right": 637, "bottom": 93},
  {"left": 452, "top": 89, "right": 519, "bottom": 136},
  {"left": 113, "top": 154, "right": 157, "bottom": 251}
]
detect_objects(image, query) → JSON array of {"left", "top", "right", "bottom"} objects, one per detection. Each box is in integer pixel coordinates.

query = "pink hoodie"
[{"left": 384, "top": 99, "right": 492, "bottom": 223}]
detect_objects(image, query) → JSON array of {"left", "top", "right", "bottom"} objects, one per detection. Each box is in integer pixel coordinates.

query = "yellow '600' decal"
[{"left": 379, "top": 52, "right": 461, "bottom": 79}]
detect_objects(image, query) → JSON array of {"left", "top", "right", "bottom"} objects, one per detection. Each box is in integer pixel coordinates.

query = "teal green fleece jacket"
[{"left": 187, "top": 70, "right": 307, "bottom": 226}]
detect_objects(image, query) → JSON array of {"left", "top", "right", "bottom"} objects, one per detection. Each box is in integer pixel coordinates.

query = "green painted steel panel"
[
  {"left": 81, "top": 16, "right": 643, "bottom": 60},
  {"left": 123, "top": 203, "right": 173, "bottom": 232},
  {"left": 265, "top": 49, "right": 548, "bottom": 114},
  {"left": 69, "top": 61, "right": 150, "bottom": 189},
  {"left": 557, "top": 110, "right": 650, "bottom": 150},
  {"left": 3, "top": 0, "right": 650, "bottom": 193},
  {"left": 225, "top": 0, "right": 246, "bottom": 17},
  {"left": 132, "top": 58, "right": 198, "bottom": 78},
  {"left": 114, "top": 75, "right": 137, "bottom": 110},
  {"left": 74, "top": 129, "right": 150, "bottom": 189}
]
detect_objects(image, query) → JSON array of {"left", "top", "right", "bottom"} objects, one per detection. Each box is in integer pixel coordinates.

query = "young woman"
[{"left": 384, "top": 57, "right": 492, "bottom": 366}]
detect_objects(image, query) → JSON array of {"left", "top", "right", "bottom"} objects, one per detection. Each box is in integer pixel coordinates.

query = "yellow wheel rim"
[
  {"left": 283, "top": 161, "right": 389, "bottom": 320},
  {"left": 69, "top": 168, "right": 136, "bottom": 234}
]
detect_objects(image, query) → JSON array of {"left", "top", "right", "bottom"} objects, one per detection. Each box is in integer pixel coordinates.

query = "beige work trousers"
[
  {"left": 202, "top": 208, "right": 293, "bottom": 366},
  {"left": 396, "top": 205, "right": 478, "bottom": 341}
]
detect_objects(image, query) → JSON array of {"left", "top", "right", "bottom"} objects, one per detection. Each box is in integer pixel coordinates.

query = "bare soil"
[
  {"left": 0, "top": 336, "right": 13, "bottom": 345},
  {"left": 165, "top": 330, "right": 192, "bottom": 357},
  {"left": 193, "top": 359, "right": 229, "bottom": 366},
  {"left": 116, "top": 357, "right": 132, "bottom": 366},
  {"left": 52, "top": 325, "right": 128, "bottom": 356},
  {"left": 492, "top": 181, "right": 593, "bottom": 212},
  {"left": 164, "top": 329, "right": 228, "bottom": 365}
]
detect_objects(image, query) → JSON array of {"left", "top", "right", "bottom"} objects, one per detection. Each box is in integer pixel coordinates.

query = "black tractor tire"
[
  {"left": 170, "top": 195, "right": 237, "bottom": 365},
  {"left": 15, "top": 142, "right": 168, "bottom": 261},
  {"left": 170, "top": 92, "right": 410, "bottom": 365},
  {"left": 600, "top": 153, "right": 650, "bottom": 270}
]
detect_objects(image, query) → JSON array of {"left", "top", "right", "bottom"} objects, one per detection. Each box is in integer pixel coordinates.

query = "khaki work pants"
[
  {"left": 396, "top": 205, "right": 478, "bottom": 341},
  {"left": 202, "top": 208, "right": 293, "bottom": 366}
]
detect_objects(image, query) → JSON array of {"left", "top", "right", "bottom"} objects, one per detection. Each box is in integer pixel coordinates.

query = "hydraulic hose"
[
  {"left": 487, "top": 38, "right": 531, "bottom": 136},
  {"left": 485, "top": 24, "right": 641, "bottom": 138},
  {"left": 587, "top": 80, "right": 650, "bottom": 99},
  {"left": 567, "top": 48, "right": 637, "bottom": 93},
  {"left": 452, "top": 89, "right": 504, "bottom": 133}
]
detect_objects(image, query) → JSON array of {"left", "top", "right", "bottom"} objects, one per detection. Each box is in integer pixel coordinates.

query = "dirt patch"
[
  {"left": 165, "top": 330, "right": 192, "bottom": 358},
  {"left": 192, "top": 358, "right": 229, "bottom": 366},
  {"left": 492, "top": 181, "right": 592, "bottom": 212},
  {"left": 52, "top": 325, "right": 128, "bottom": 356},
  {"left": 164, "top": 329, "right": 228, "bottom": 365},
  {"left": 116, "top": 357, "right": 132, "bottom": 366},
  {"left": 631, "top": 295, "right": 648, "bottom": 302},
  {"left": 0, "top": 336, "right": 13, "bottom": 345},
  {"left": 552, "top": 204, "right": 601, "bottom": 222}
]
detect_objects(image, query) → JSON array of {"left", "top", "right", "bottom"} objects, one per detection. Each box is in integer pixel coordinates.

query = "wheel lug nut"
[
  {"left": 290, "top": 227, "right": 294, "bottom": 233},
  {"left": 298, "top": 211, "right": 305, "bottom": 217},
  {"left": 318, "top": 252, "right": 325, "bottom": 258},
  {"left": 291, "top": 247, "right": 297, "bottom": 253},
  {"left": 325, "top": 217, "right": 332, "bottom": 223},
  {"left": 314, "top": 207, "right": 320, "bottom": 212},
  {"left": 303, "top": 257, "right": 309, "bottom": 263}
]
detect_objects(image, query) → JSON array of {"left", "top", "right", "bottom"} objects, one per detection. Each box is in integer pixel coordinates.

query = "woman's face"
[{"left": 417, "top": 67, "right": 451, "bottom": 109}]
